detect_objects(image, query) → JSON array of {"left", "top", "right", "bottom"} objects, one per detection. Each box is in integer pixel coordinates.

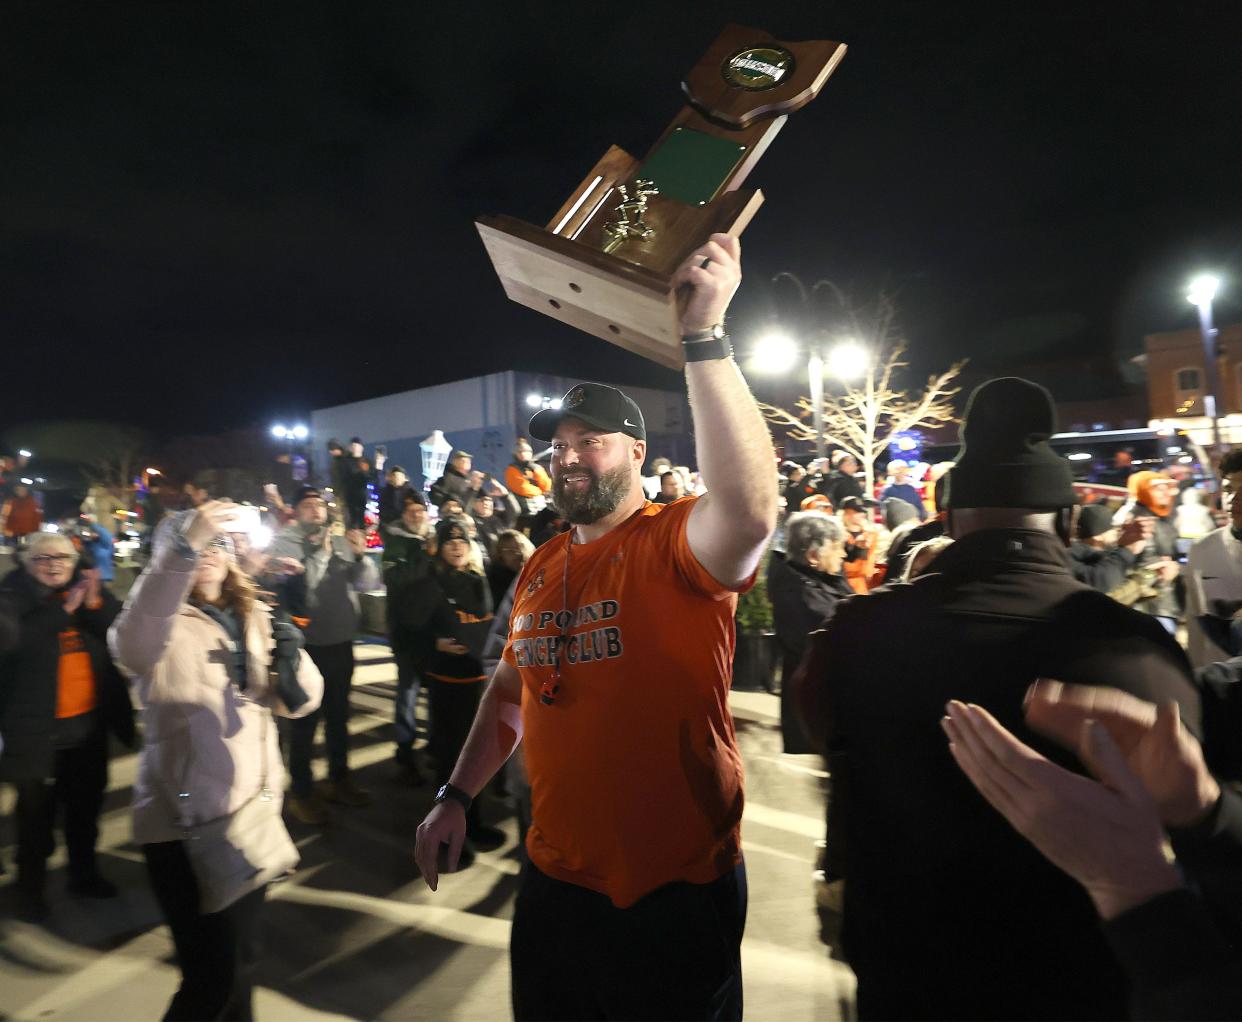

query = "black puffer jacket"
[{"left": 0, "top": 567, "right": 135, "bottom": 780}]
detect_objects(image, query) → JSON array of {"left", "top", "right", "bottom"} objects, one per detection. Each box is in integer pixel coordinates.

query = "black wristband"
[
  {"left": 682, "top": 332, "right": 733, "bottom": 362},
  {"left": 433, "top": 782, "right": 472, "bottom": 812}
]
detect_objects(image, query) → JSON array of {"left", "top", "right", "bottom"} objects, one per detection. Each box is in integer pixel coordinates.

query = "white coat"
[{"left": 109, "top": 537, "right": 323, "bottom": 845}]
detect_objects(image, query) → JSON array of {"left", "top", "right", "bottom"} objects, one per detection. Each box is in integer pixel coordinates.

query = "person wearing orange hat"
[
  {"left": 1126, "top": 470, "right": 1182, "bottom": 630},
  {"left": 800, "top": 493, "right": 834, "bottom": 513}
]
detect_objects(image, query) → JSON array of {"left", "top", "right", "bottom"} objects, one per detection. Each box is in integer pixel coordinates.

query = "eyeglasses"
[{"left": 31, "top": 554, "right": 74, "bottom": 565}]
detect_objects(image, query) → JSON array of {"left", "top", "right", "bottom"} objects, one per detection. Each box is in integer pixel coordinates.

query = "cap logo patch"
[{"left": 565, "top": 387, "right": 587, "bottom": 408}]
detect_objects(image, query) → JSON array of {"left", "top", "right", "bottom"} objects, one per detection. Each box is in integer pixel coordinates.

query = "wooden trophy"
[{"left": 476, "top": 24, "right": 846, "bottom": 369}]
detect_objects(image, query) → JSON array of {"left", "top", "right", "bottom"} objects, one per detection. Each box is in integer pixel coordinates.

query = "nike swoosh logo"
[{"left": 624, "top": 418, "right": 640, "bottom": 428}]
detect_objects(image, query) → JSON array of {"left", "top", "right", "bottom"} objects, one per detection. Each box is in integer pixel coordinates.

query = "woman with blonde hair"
[{"left": 109, "top": 501, "right": 323, "bottom": 1021}]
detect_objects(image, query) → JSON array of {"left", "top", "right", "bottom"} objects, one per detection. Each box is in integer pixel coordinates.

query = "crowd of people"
[{"left": 1, "top": 235, "right": 1239, "bottom": 1021}]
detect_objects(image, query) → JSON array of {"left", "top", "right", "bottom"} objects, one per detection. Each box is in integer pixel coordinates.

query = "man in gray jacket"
[{"left": 268, "top": 486, "right": 379, "bottom": 824}]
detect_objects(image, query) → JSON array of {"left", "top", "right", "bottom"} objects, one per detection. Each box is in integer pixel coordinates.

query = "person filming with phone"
[
  {"left": 266, "top": 485, "right": 379, "bottom": 825},
  {"left": 108, "top": 501, "right": 323, "bottom": 1020}
]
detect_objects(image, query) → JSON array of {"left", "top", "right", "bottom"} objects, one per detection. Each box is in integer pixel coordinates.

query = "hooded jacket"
[
  {"left": 1129, "top": 498, "right": 1181, "bottom": 619},
  {"left": 109, "top": 528, "right": 323, "bottom": 844}
]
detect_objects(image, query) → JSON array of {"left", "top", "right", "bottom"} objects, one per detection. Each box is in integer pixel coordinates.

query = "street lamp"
[
  {"left": 751, "top": 332, "right": 799, "bottom": 374},
  {"left": 749, "top": 331, "right": 826, "bottom": 459},
  {"left": 827, "top": 340, "right": 868, "bottom": 381},
  {"left": 1187, "top": 273, "right": 1222, "bottom": 452},
  {"left": 748, "top": 333, "right": 870, "bottom": 462},
  {"left": 271, "top": 422, "right": 308, "bottom": 443}
]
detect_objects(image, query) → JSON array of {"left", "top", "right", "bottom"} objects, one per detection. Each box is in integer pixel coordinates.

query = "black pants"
[
  {"left": 511, "top": 861, "right": 747, "bottom": 1021},
  {"left": 288, "top": 641, "right": 354, "bottom": 796},
  {"left": 143, "top": 840, "right": 266, "bottom": 1022},
  {"left": 14, "top": 732, "right": 108, "bottom": 892},
  {"left": 427, "top": 678, "right": 484, "bottom": 829}
]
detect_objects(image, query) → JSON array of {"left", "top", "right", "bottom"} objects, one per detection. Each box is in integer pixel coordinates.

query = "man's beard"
[{"left": 552, "top": 463, "right": 632, "bottom": 525}]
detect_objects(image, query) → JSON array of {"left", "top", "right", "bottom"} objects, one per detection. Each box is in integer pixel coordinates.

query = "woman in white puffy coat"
[{"left": 109, "top": 502, "right": 323, "bottom": 1022}]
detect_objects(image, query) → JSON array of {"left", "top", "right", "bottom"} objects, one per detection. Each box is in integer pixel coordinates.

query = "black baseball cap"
[{"left": 529, "top": 383, "right": 646, "bottom": 442}]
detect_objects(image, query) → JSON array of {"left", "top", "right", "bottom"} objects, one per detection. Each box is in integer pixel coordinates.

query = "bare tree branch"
[{"left": 756, "top": 288, "right": 966, "bottom": 493}]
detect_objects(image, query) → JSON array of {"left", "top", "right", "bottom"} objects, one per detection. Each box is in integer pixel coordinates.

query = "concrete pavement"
[{"left": 0, "top": 641, "right": 855, "bottom": 1021}]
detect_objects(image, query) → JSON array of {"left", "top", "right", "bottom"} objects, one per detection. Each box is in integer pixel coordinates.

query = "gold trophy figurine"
[{"left": 601, "top": 180, "right": 660, "bottom": 255}]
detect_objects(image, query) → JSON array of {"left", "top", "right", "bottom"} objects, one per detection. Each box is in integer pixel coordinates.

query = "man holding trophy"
[{"left": 416, "top": 234, "right": 777, "bottom": 1020}]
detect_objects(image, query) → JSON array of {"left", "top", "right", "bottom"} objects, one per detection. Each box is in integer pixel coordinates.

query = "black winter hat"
[
  {"left": 944, "top": 377, "right": 1076, "bottom": 510},
  {"left": 1076, "top": 504, "right": 1117, "bottom": 539},
  {"left": 292, "top": 485, "right": 324, "bottom": 506},
  {"left": 435, "top": 515, "right": 471, "bottom": 548}
]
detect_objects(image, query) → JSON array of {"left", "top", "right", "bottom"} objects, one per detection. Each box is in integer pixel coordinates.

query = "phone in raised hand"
[{"left": 227, "top": 505, "right": 261, "bottom": 539}]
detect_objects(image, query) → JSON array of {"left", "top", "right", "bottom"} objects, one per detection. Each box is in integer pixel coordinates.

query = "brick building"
[{"left": 1145, "top": 322, "right": 1242, "bottom": 444}]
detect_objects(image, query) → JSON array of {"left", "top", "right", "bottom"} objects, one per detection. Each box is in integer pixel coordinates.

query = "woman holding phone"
[{"left": 109, "top": 501, "right": 323, "bottom": 1020}]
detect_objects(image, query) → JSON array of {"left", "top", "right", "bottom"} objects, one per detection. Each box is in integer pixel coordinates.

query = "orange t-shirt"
[
  {"left": 56, "top": 628, "right": 97, "bottom": 718},
  {"left": 502, "top": 496, "right": 747, "bottom": 907}
]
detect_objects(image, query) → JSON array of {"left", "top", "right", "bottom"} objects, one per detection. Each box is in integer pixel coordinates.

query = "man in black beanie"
[
  {"left": 1069, "top": 502, "right": 1155, "bottom": 600},
  {"left": 795, "top": 376, "right": 1202, "bottom": 1020}
]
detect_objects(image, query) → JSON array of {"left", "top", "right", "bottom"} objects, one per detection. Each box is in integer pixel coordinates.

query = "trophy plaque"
[{"left": 476, "top": 24, "right": 846, "bottom": 369}]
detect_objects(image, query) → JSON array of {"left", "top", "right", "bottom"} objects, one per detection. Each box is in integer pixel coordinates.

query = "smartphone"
[{"left": 228, "top": 506, "right": 261, "bottom": 538}]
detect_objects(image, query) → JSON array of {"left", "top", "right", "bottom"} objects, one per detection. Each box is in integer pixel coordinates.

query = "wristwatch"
[
  {"left": 433, "top": 782, "right": 472, "bottom": 812},
  {"left": 681, "top": 323, "right": 733, "bottom": 362}
]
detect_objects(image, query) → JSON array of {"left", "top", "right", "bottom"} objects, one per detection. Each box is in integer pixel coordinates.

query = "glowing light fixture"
[
  {"left": 1187, "top": 274, "right": 1220, "bottom": 307},
  {"left": 750, "top": 332, "right": 799, "bottom": 373},
  {"left": 827, "top": 341, "right": 868, "bottom": 381}
]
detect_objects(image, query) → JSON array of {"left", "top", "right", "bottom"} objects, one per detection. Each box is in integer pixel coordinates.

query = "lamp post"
[
  {"left": 806, "top": 349, "right": 825, "bottom": 462},
  {"left": 1187, "top": 274, "right": 1222, "bottom": 452},
  {"left": 749, "top": 333, "right": 868, "bottom": 464}
]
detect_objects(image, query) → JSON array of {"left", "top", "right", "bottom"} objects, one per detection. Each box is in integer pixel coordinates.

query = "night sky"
[{"left": 4, "top": 1, "right": 1241, "bottom": 435}]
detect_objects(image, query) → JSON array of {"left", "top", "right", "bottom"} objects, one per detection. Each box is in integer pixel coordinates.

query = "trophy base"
[
  {"left": 477, "top": 213, "right": 685, "bottom": 369},
  {"left": 477, "top": 193, "right": 762, "bottom": 371}
]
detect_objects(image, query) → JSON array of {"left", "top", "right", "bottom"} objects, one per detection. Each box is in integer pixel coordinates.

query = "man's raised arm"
[{"left": 676, "top": 234, "right": 779, "bottom": 589}]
